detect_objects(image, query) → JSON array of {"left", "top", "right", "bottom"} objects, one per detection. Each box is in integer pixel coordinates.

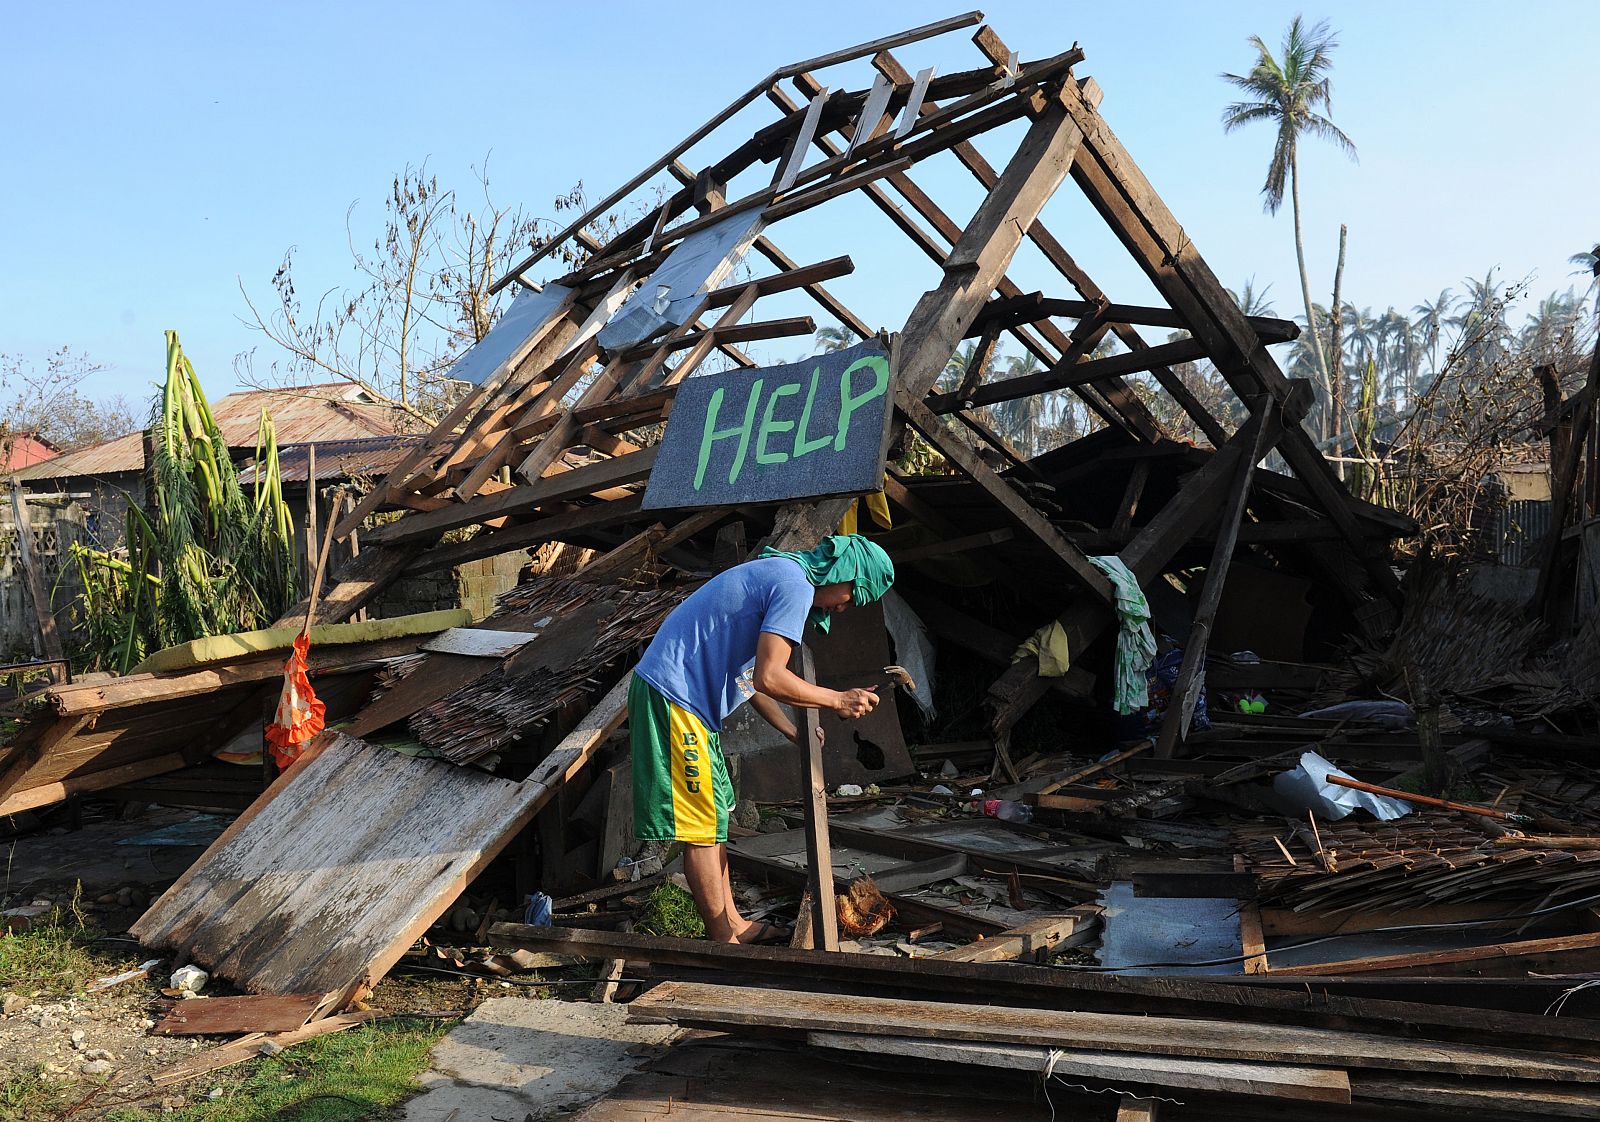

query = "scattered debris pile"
[{"left": 4, "top": 14, "right": 1600, "bottom": 1119}]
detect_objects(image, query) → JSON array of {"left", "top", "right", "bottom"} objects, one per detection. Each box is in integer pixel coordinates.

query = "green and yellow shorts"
[{"left": 629, "top": 674, "right": 734, "bottom": 845}]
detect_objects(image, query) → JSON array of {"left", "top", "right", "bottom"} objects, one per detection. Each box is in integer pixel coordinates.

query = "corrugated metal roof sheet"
[
  {"left": 238, "top": 435, "right": 427, "bottom": 484},
  {"left": 14, "top": 384, "right": 414, "bottom": 480}
]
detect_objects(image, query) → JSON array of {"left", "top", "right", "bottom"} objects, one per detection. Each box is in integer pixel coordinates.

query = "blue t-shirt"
[{"left": 634, "top": 557, "right": 814, "bottom": 731}]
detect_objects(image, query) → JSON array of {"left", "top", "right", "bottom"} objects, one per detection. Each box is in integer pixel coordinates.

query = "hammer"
[{"left": 863, "top": 664, "right": 918, "bottom": 696}]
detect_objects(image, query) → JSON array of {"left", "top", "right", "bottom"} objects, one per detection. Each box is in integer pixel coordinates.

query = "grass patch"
[
  {"left": 0, "top": 1068, "right": 68, "bottom": 1122},
  {"left": 0, "top": 889, "right": 103, "bottom": 999},
  {"left": 636, "top": 882, "right": 705, "bottom": 939},
  {"left": 105, "top": 1015, "right": 451, "bottom": 1122}
]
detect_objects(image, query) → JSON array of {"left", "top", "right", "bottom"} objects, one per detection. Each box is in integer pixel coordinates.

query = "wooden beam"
[
  {"left": 1153, "top": 402, "right": 1273, "bottom": 758},
  {"left": 794, "top": 645, "right": 839, "bottom": 951},
  {"left": 926, "top": 336, "right": 1209, "bottom": 412},
  {"left": 966, "top": 293, "right": 1299, "bottom": 343},
  {"left": 1535, "top": 330, "right": 1600, "bottom": 621},
  {"left": 897, "top": 387, "right": 1113, "bottom": 604},
  {"left": 484, "top": 923, "right": 1600, "bottom": 1052},
  {"left": 402, "top": 495, "right": 648, "bottom": 574},
  {"left": 1057, "top": 76, "right": 1400, "bottom": 604},
  {"left": 7, "top": 480, "right": 64, "bottom": 662},
  {"left": 362, "top": 449, "right": 657, "bottom": 546},
  {"left": 892, "top": 94, "right": 1088, "bottom": 400},
  {"left": 490, "top": 10, "right": 985, "bottom": 292},
  {"left": 873, "top": 46, "right": 1221, "bottom": 446}
]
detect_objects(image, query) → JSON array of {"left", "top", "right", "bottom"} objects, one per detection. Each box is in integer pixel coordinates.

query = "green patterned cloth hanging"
[{"left": 1090, "top": 555, "right": 1158, "bottom": 715}]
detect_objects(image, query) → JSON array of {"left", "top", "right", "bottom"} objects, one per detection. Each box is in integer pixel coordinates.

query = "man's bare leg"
[
  {"left": 718, "top": 844, "right": 765, "bottom": 942},
  {"left": 683, "top": 843, "right": 750, "bottom": 943}
]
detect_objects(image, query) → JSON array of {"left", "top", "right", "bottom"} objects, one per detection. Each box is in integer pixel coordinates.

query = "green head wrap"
[{"left": 758, "top": 533, "right": 895, "bottom": 634}]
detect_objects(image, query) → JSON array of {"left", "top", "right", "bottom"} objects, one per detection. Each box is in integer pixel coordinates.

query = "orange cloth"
[{"left": 264, "top": 633, "right": 325, "bottom": 768}]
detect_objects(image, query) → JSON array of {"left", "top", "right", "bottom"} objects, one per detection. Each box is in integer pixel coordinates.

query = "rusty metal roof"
[
  {"left": 238, "top": 435, "right": 427, "bottom": 485},
  {"left": 13, "top": 384, "right": 413, "bottom": 480}
]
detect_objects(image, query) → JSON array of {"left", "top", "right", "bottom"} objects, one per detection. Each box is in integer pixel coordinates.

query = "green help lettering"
[{"left": 693, "top": 354, "right": 888, "bottom": 490}]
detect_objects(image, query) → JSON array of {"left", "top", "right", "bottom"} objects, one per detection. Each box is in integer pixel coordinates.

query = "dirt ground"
[{"left": 0, "top": 805, "right": 503, "bottom": 1117}]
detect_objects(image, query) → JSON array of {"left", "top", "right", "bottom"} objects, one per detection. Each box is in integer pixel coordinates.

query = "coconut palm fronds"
[{"left": 68, "top": 332, "right": 299, "bottom": 672}]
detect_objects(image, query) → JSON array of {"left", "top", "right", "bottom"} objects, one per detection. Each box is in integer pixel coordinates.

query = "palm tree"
[
  {"left": 1573, "top": 244, "right": 1600, "bottom": 316},
  {"left": 991, "top": 352, "right": 1056, "bottom": 455},
  {"left": 1228, "top": 277, "right": 1278, "bottom": 318},
  {"left": 814, "top": 325, "right": 857, "bottom": 353},
  {"left": 1222, "top": 17, "right": 1357, "bottom": 412},
  {"left": 1412, "top": 288, "right": 1455, "bottom": 389},
  {"left": 942, "top": 340, "right": 1000, "bottom": 393}
]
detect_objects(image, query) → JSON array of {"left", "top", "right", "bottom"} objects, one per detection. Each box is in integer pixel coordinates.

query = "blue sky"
[{"left": 3, "top": 1, "right": 1595, "bottom": 408}]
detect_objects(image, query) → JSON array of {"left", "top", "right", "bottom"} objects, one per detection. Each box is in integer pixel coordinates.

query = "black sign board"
[{"left": 642, "top": 338, "right": 894, "bottom": 510}]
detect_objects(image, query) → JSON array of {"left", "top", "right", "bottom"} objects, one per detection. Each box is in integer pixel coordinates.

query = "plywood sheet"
[{"left": 130, "top": 732, "right": 548, "bottom": 1008}]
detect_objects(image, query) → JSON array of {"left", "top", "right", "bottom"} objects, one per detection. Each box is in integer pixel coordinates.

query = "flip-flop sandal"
[{"left": 741, "top": 921, "right": 793, "bottom": 946}]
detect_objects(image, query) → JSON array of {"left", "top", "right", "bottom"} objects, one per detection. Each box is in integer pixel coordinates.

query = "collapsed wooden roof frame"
[{"left": 283, "top": 12, "right": 1410, "bottom": 760}]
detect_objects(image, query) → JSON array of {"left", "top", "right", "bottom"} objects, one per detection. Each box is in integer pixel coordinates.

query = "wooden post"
[
  {"left": 1153, "top": 402, "right": 1273, "bottom": 758},
  {"left": 1535, "top": 330, "right": 1600, "bottom": 624},
  {"left": 8, "top": 477, "right": 64, "bottom": 662},
  {"left": 794, "top": 645, "right": 838, "bottom": 952},
  {"left": 304, "top": 444, "right": 317, "bottom": 591}
]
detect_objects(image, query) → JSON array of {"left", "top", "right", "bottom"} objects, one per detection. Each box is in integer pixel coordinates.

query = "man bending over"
[{"left": 630, "top": 533, "right": 894, "bottom": 943}]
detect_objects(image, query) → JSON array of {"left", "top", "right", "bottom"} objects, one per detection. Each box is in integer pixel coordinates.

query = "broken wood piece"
[
  {"left": 809, "top": 1032, "right": 1351, "bottom": 1104},
  {"left": 933, "top": 906, "right": 1102, "bottom": 963},
  {"left": 1031, "top": 742, "right": 1152, "bottom": 798},
  {"left": 148, "top": 1011, "right": 381, "bottom": 1087},
  {"left": 153, "top": 993, "right": 324, "bottom": 1036}
]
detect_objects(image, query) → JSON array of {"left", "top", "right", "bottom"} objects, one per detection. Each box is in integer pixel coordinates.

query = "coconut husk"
[{"left": 836, "top": 876, "right": 894, "bottom": 937}]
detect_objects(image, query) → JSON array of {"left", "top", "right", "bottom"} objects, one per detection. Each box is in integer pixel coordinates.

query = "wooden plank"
[
  {"left": 8, "top": 481, "right": 64, "bottom": 661},
  {"left": 810, "top": 1032, "right": 1351, "bottom": 1104},
  {"left": 0, "top": 749, "right": 189, "bottom": 816},
  {"left": 153, "top": 993, "right": 323, "bottom": 1035},
  {"left": 401, "top": 496, "right": 647, "bottom": 576},
  {"left": 1238, "top": 904, "right": 1269, "bottom": 976},
  {"left": 890, "top": 94, "right": 1087, "bottom": 401},
  {"left": 925, "top": 337, "right": 1208, "bottom": 412},
  {"left": 966, "top": 293, "right": 1299, "bottom": 343},
  {"left": 1269, "top": 931, "right": 1600, "bottom": 978},
  {"left": 773, "top": 87, "right": 830, "bottom": 192},
  {"left": 933, "top": 907, "right": 1101, "bottom": 963},
  {"left": 132, "top": 679, "right": 628, "bottom": 1015},
  {"left": 487, "top": 923, "right": 1600, "bottom": 1051},
  {"left": 1117, "top": 1100, "right": 1160, "bottom": 1122},
  {"left": 362, "top": 449, "right": 658, "bottom": 546},
  {"left": 897, "top": 387, "right": 1113, "bottom": 604},
  {"left": 330, "top": 288, "right": 581, "bottom": 535},
  {"left": 794, "top": 645, "right": 839, "bottom": 951},
  {"left": 626, "top": 981, "right": 1600, "bottom": 1081}
]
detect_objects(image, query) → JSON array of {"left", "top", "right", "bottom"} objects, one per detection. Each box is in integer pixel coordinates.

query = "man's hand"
[
  {"left": 788, "top": 725, "right": 825, "bottom": 748},
  {"left": 831, "top": 687, "right": 880, "bottom": 720}
]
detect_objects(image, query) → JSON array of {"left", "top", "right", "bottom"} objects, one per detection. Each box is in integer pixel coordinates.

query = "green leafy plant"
[{"left": 66, "top": 332, "right": 297, "bottom": 671}]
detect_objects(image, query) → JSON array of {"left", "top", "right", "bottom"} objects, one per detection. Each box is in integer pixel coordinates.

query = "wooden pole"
[
  {"left": 794, "top": 645, "right": 838, "bottom": 952},
  {"left": 304, "top": 444, "right": 317, "bottom": 592},
  {"left": 1535, "top": 329, "right": 1600, "bottom": 625},
  {"left": 8, "top": 477, "right": 64, "bottom": 662},
  {"left": 1153, "top": 401, "right": 1273, "bottom": 758}
]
